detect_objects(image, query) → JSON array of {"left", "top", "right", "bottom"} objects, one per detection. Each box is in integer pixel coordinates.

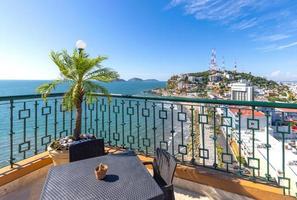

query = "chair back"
[
  {"left": 69, "top": 139, "right": 105, "bottom": 162},
  {"left": 155, "top": 148, "right": 177, "bottom": 185}
]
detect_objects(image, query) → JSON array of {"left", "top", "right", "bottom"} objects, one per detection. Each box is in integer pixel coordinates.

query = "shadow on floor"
[{"left": 174, "top": 187, "right": 210, "bottom": 200}]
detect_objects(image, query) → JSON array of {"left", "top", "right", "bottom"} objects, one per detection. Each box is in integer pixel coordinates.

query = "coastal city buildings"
[
  {"left": 1, "top": 0, "right": 297, "bottom": 199},
  {"left": 150, "top": 50, "right": 297, "bottom": 197},
  {"left": 230, "top": 80, "right": 254, "bottom": 101}
]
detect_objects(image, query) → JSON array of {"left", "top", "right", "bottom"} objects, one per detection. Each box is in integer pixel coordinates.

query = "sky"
[{"left": 0, "top": 0, "right": 297, "bottom": 81}]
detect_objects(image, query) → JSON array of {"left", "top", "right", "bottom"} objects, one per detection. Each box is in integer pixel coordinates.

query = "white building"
[
  {"left": 188, "top": 76, "right": 204, "bottom": 83},
  {"left": 218, "top": 106, "right": 297, "bottom": 194},
  {"left": 228, "top": 107, "right": 267, "bottom": 131},
  {"left": 271, "top": 108, "right": 297, "bottom": 139},
  {"left": 208, "top": 72, "right": 222, "bottom": 83},
  {"left": 177, "top": 81, "right": 184, "bottom": 90},
  {"left": 231, "top": 80, "right": 254, "bottom": 101}
]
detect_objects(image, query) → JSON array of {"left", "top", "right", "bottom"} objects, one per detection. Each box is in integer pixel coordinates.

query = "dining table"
[{"left": 40, "top": 153, "right": 164, "bottom": 200}]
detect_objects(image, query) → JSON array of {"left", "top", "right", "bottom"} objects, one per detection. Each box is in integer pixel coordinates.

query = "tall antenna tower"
[
  {"left": 209, "top": 49, "right": 217, "bottom": 72},
  {"left": 234, "top": 61, "right": 238, "bottom": 72},
  {"left": 222, "top": 56, "right": 226, "bottom": 71}
]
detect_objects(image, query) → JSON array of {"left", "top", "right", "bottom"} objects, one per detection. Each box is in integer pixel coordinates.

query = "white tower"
[
  {"left": 209, "top": 49, "right": 218, "bottom": 72},
  {"left": 221, "top": 56, "right": 226, "bottom": 71},
  {"left": 234, "top": 61, "right": 237, "bottom": 72}
]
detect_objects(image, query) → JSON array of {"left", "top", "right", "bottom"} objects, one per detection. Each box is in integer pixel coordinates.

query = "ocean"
[
  {"left": 0, "top": 80, "right": 166, "bottom": 96},
  {"left": 0, "top": 80, "right": 191, "bottom": 167}
]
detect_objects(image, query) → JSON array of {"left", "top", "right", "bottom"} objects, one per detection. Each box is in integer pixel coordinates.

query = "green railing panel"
[{"left": 0, "top": 92, "right": 296, "bottom": 197}]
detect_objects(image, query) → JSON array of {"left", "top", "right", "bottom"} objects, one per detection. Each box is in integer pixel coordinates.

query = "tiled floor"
[
  {"left": 1, "top": 174, "right": 210, "bottom": 200},
  {"left": 1, "top": 173, "right": 256, "bottom": 200},
  {"left": 0, "top": 158, "right": 253, "bottom": 200},
  {"left": 1, "top": 173, "right": 46, "bottom": 200}
]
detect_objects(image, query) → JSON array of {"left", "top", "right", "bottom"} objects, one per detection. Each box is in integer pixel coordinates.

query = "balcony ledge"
[{"left": 0, "top": 148, "right": 295, "bottom": 200}]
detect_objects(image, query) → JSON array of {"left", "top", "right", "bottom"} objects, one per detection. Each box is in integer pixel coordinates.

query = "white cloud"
[
  {"left": 260, "top": 41, "right": 297, "bottom": 51},
  {"left": 277, "top": 41, "right": 297, "bottom": 50},
  {"left": 270, "top": 70, "right": 281, "bottom": 77},
  {"left": 231, "top": 18, "right": 258, "bottom": 30},
  {"left": 267, "top": 70, "right": 297, "bottom": 81},
  {"left": 168, "top": 0, "right": 297, "bottom": 46},
  {"left": 169, "top": 0, "right": 265, "bottom": 22},
  {"left": 256, "top": 34, "right": 291, "bottom": 42}
]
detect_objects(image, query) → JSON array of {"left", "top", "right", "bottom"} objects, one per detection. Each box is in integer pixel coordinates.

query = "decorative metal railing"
[{"left": 0, "top": 93, "right": 297, "bottom": 197}]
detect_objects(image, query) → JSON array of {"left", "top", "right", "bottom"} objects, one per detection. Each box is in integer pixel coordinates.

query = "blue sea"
[
  {"left": 0, "top": 80, "right": 166, "bottom": 96},
  {"left": 0, "top": 80, "right": 191, "bottom": 167}
]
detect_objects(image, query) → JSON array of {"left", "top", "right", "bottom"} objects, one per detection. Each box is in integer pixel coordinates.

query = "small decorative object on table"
[{"left": 95, "top": 163, "right": 108, "bottom": 180}]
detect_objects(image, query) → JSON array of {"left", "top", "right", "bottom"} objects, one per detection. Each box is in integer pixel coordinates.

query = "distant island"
[{"left": 113, "top": 78, "right": 160, "bottom": 82}]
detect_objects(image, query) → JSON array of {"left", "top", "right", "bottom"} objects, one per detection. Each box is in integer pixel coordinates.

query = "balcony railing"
[{"left": 0, "top": 93, "right": 297, "bottom": 197}]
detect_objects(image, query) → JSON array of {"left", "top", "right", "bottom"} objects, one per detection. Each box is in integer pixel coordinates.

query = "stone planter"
[{"left": 47, "top": 146, "right": 69, "bottom": 166}]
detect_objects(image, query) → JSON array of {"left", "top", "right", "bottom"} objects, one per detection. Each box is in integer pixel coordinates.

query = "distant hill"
[
  {"left": 128, "top": 78, "right": 143, "bottom": 82},
  {"left": 168, "top": 70, "right": 282, "bottom": 90},
  {"left": 164, "top": 70, "right": 296, "bottom": 102},
  {"left": 122, "top": 78, "right": 160, "bottom": 82}
]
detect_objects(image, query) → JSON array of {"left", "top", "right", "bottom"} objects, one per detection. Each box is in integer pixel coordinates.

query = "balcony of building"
[{"left": 0, "top": 93, "right": 296, "bottom": 200}]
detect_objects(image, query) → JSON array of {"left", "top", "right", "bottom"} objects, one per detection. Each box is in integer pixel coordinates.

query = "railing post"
[
  {"left": 237, "top": 109, "right": 242, "bottom": 172},
  {"left": 34, "top": 100, "right": 38, "bottom": 155},
  {"left": 136, "top": 101, "right": 140, "bottom": 151},
  {"left": 213, "top": 106, "right": 217, "bottom": 168},
  {"left": 108, "top": 101, "right": 111, "bottom": 145},
  {"left": 170, "top": 104, "right": 175, "bottom": 156},
  {"left": 251, "top": 106, "right": 256, "bottom": 178},
  {"left": 152, "top": 102, "right": 157, "bottom": 155},
  {"left": 84, "top": 101, "right": 87, "bottom": 134},
  {"left": 121, "top": 100, "right": 125, "bottom": 147},
  {"left": 190, "top": 105, "right": 195, "bottom": 164},
  {"left": 9, "top": 99, "right": 14, "bottom": 168},
  {"left": 265, "top": 111, "right": 271, "bottom": 181},
  {"left": 95, "top": 99, "right": 99, "bottom": 138},
  {"left": 54, "top": 99, "right": 58, "bottom": 139},
  {"left": 113, "top": 99, "right": 119, "bottom": 147},
  {"left": 201, "top": 106, "right": 206, "bottom": 166}
]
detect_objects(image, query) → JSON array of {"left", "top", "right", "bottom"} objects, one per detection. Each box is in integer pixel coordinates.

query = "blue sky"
[{"left": 0, "top": 0, "right": 297, "bottom": 81}]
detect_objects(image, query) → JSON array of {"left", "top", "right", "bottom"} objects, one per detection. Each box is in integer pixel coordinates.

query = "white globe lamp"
[{"left": 76, "top": 40, "right": 87, "bottom": 50}]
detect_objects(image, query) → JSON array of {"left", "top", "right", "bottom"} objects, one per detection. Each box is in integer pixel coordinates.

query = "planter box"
[{"left": 47, "top": 146, "right": 69, "bottom": 166}]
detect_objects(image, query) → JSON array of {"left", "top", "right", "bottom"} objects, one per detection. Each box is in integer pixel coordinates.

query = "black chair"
[
  {"left": 69, "top": 139, "right": 105, "bottom": 162},
  {"left": 143, "top": 148, "right": 177, "bottom": 200}
]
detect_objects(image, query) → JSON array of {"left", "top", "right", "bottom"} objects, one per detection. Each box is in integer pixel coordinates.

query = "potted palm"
[{"left": 37, "top": 40, "right": 119, "bottom": 165}]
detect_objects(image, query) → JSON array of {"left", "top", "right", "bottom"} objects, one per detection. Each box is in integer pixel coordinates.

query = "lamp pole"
[{"left": 75, "top": 40, "right": 87, "bottom": 55}]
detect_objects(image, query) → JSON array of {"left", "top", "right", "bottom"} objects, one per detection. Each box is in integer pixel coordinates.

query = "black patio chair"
[
  {"left": 69, "top": 139, "right": 105, "bottom": 162},
  {"left": 143, "top": 148, "right": 177, "bottom": 200}
]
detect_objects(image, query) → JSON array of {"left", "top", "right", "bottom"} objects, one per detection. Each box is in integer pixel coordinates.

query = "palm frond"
[
  {"left": 36, "top": 79, "right": 64, "bottom": 100},
  {"left": 50, "top": 51, "right": 78, "bottom": 80},
  {"left": 85, "top": 67, "right": 119, "bottom": 82},
  {"left": 62, "top": 85, "right": 75, "bottom": 111},
  {"left": 74, "top": 53, "right": 107, "bottom": 79},
  {"left": 83, "top": 81, "right": 111, "bottom": 103}
]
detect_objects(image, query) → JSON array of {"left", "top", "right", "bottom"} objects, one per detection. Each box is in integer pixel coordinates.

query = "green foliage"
[
  {"left": 188, "top": 71, "right": 210, "bottom": 78},
  {"left": 37, "top": 49, "right": 119, "bottom": 111},
  {"left": 166, "top": 69, "right": 288, "bottom": 96},
  {"left": 226, "top": 70, "right": 279, "bottom": 90},
  {"left": 37, "top": 48, "right": 119, "bottom": 139},
  {"left": 236, "top": 156, "right": 247, "bottom": 167},
  {"left": 216, "top": 143, "right": 224, "bottom": 168}
]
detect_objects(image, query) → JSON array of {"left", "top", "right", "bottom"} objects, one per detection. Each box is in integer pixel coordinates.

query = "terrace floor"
[
  {"left": 0, "top": 173, "right": 211, "bottom": 200},
  {"left": 0, "top": 163, "right": 254, "bottom": 200}
]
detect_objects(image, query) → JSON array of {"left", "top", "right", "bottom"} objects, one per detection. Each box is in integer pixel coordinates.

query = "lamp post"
[{"left": 76, "top": 40, "right": 87, "bottom": 54}]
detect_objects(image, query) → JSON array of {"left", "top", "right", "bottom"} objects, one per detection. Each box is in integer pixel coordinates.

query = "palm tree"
[{"left": 37, "top": 48, "right": 119, "bottom": 140}]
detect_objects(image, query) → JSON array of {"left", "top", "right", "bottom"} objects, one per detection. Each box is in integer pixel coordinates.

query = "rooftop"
[{"left": 229, "top": 108, "right": 265, "bottom": 117}]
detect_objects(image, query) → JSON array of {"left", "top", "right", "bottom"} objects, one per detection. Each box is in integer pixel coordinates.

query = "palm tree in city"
[{"left": 37, "top": 42, "right": 119, "bottom": 140}]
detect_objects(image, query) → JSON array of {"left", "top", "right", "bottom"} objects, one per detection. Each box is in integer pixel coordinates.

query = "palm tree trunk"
[{"left": 74, "top": 99, "right": 83, "bottom": 140}]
